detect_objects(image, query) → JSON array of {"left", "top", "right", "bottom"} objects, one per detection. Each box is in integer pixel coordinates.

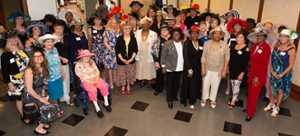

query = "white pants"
[
  {"left": 202, "top": 71, "right": 221, "bottom": 102},
  {"left": 231, "top": 79, "right": 242, "bottom": 102},
  {"left": 60, "top": 65, "right": 70, "bottom": 102}
]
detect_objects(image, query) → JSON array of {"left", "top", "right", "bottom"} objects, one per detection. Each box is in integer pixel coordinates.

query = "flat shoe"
[
  {"left": 103, "top": 104, "right": 112, "bottom": 112},
  {"left": 200, "top": 100, "right": 206, "bottom": 107},
  {"left": 168, "top": 102, "right": 173, "bottom": 109},
  {"left": 21, "top": 118, "right": 34, "bottom": 125},
  {"left": 95, "top": 110, "right": 104, "bottom": 118},
  {"left": 211, "top": 102, "right": 216, "bottom": 109},
  {"left": 245, "top": 116, "right": 252, "bottom": 122}
]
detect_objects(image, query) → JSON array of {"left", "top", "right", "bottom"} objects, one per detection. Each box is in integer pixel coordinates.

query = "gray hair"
[{"left": 121, "top": 23, "right": 132, "bottom": 29}]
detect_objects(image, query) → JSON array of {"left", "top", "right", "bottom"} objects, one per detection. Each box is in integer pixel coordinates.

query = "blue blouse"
[
  {"left": 200, "top": 36, "right": 211, "bottom": 43},
  {"left": 44, "top": 47, "right": 62, "bottom": 82}
]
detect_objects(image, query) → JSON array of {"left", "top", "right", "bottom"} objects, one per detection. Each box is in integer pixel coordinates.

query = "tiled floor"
[{"left": 0, "top": 80, "right": 299, "bottom": 136}]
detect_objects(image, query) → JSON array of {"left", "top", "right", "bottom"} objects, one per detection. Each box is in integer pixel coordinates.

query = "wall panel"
[
  {"left": 192, "top": 0, "right": 208, "bottom": 13},
  {"left": 210, "top": 0, "right": 230, "bottom": 16},
  {"left": 232, "top": 0, "right": 259, "bottom": 20}
]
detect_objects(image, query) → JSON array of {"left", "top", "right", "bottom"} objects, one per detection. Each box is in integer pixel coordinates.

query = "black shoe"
[
  {"left": 37, "top": 122, "right": 52, "bottom": 130},
  {"left": 168, "top": 102, "right": 173, "bottom": 109},
  {"left": 245, "top": 116, "right": 252, "bottom": 122},
  {"left": 173, "top": 98, "right": 179, "bottom": 102},
  {"left": 95, "top": 110, "right": 104, "bottom": 118},
  {"left": 21, "top": 118, "right": 34, "bottom": 125},
  {"left": 262, "top": 97, "right": 270, "bottom": 102},
  {"left": 34, "top": 129, "right": 51, "bottom": 135},
  {"left": 103, "top": 104, "right": 112, "bottom": 112},
  {"left": 242, "top": 109, "right": 248, "bottom": 113},
  {"left": 108, "top": 98, "right": 112, "bottom": 105},
  {"left": 154, "top": 91, "right": 160, "bottom": 96}
]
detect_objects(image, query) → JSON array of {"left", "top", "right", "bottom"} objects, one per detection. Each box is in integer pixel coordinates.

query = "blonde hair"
[
  {"left": 4, "top": 38, "right": 24, "bottom": 52},
  {"left": 106, "top": 17, "right": 119, "bottom": 29}
]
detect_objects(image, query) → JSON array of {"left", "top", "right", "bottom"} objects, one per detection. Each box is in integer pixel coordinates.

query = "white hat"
[
  {"left": 58, "top": 9, "right": 80, "bottom": 22},
  {"left": 279, "top": 29, "right": 299, "bottom": 40},
  {"left": 38, "top": 34, "right": 58, "bottom": 44},
  {"left": 220, "top": 9, "right": 241, "bottom": 21}
]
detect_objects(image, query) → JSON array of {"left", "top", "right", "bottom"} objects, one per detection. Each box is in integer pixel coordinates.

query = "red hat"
[
  {"left": 227, "top": 18, "right": 248, "bottom": 34},
  {"left": 76, "top": 49, "right": 96, "bottom": 60},
  {"left": 108, "top": 6, "right": 121, "bottom": 19}
]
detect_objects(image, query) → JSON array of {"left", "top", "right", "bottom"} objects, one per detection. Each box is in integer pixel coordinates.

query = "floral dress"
[
  {"left": 103, "top": 29, "right": 122, "bottom": 69},
  {"left": 90, "top": 27, "right": 105, "bottom": 69}
]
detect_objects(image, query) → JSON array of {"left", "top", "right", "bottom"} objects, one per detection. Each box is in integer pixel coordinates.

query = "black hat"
[
  {"left": 0, "top": 28, "right": 19, "bottom": 48},
  {"left": 86, "top": 13, "right": 107, "bottom": 25},
  {"left": 128, "top": 12, "right": 140, "bottom": 21},
  {"left": 171, "top": 27, "right": 184, "bottom": 39},
  {"left": 160, "top": 22, "right": 171, "bottom": 29},
  {"left": 174, "top": 10, "right": 182, "bottom": 17},
  {"left": 246, "top": 18, "right": 256, "bottom": 26},
  {"left": 129, "top": 1, "right": 144, "bottom": 8},
  {"left": 200, "top": 12, "right": 215, "bottom": 21},
  {"left": 41, "top": 14, "right": 56, "bottom": 24},
  {"left": 163, "top": 5, "right": 177, "bottom": 13}
]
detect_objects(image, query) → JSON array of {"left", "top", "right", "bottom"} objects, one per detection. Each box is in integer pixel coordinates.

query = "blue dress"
[
  {"left": 270, "top": 47, "right": 294, "bottom": 100},
  {"left": 68, "top": 32, "right": 88, "bottom": 63},
  {"left": 103, "top": 29, "right": 122, "bottom": 69}
]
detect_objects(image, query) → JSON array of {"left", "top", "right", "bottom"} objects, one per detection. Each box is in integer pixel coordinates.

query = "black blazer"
[
  {"left": 1, "top": 52, "right": 21, "bottom": 83},
  {"left": 115, "top": 35, "right": 138, "bottom": 65}
]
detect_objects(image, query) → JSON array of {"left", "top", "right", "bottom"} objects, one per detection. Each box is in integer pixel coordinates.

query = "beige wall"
[
  {"left": 167, "top": 0, "right": 178, "bottom": 7},
  {"left": 193, "top": 0, "right": 208, "bottom": 13},
  {"left": 121, "top": 0, "right": 153, "bottom": 14},
  {"left": 210, "top": 0, "right": 230, "bottom": 16},
  {"left": 232, "top": 0, "right": 259, "bottom": 20},
  {"left": 2, "top": 0, "right": 22, "bottom": 28},
  {"left": 178, "top": 0, "right": 191, "bottom": 9}
]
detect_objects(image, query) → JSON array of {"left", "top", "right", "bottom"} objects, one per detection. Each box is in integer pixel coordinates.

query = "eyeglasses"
[
  {"left": 33, "top": 55, "right": 43, "bottom": 58},
  {"left": 123, "top": 28, "right": 131, "bottom": 30}
]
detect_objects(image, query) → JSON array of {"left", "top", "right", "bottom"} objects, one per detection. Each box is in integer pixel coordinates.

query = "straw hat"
[
  {"left": 71, "top": 18, "right": 84, "bottom": 26},
  {"left": 209, "top": 27, "right": 225, "bottom": 38},
  {"left": 38, "top": 34, "right": 58, "bottom": 44},
  {"left": 76, "top": 49, "right": 96, "bottom": 60},
  {"left": 58, "top": 9, "right": 80, "bottom": 22}
]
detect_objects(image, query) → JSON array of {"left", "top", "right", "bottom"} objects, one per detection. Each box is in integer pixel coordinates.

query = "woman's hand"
[
  {"left": 110, "top": 50, "right": 116, "bottom": 54},
  {"left": 155, "top": 62, "right": 160, "bottom": 69},
  {"left": 39, "top": 97, "right": 50, "bottom": 105},
  {"left": 237, "top": 73, "right": 244, "bottom": 81},
  {"left": 8, "top": 84, "right": 16, "bottom": 92},
  {"left": 121, "top": 58, "right": 127, "bottom": 64},
  {"left": 187, "top": 73, "right": 193, "bottom": 77},
  {"left": 62, "top": 72, "right": 66, "bottom": 80},
  {"left": 273, "top": 74, "right": 281, "bottom": 79},
  {"left": 253, "top": 76, "right": 259, "bottom": 86},
  {"left": 61, "top": 57, "right": 69, "bottom": 64},
  {"left": 201, "top": 69, "right": 206, "bottom": 76},
  {"left": 162, "top": 68, "right": 166, "bottom": 74},
  {"left": 222, "top": 70, "right": 226, "bottom": 78}
]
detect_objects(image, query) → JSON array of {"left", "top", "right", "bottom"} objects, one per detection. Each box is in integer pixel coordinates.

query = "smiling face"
[
  {"left": 173, "top": 31, "right": 181, "bottom": 41},
  {"left": 167, "top": 8, "right": 173, "bottom": 14},
  {"left": 190, "top": 31, "right": 199, "bottom": 41},
  {"left": 82, "top": 56, "right": 91, "bottom": 63},
  {"left": 256, "top": 35, "right": 266, "bottom": 44},
  {"left": 132, "top": 4, "right": 141, "bottom": 12},
  {"left": 190, "top": 9, "right": 196, "bottom": 16},
  {"left": 263, "top": 23, "right": 273, "bottom": 33},
  {"left": 211, "top": 19, "right": 218, "bottom": 28},
  {"left": 65, "top": 12, "right": 74, "bottom": 22},
  {"left": 8, "top": 37, "right": 19, "bottom": 45},
  {"left": 175, "top": 15, "right": 182, "bottom": 23},
  {"left": 199, "top": 23, "right": 207, "bottom": 32},
  {"left": 226, "top": 13, "right": 233, "bottom": 22},
  {"left": 156, "top": 15, "right": 163, "bottom": 22},
  {"left": 32, "top": 26, "right": 41, "bottom": 36},
  {"left": 212, "top": 31, "right": 222, "bottom": 41},
  {"left": 43, "top": 39, "right": 55, "bottom": 50},
  {"left": 279, "top": 34, "right": 290, "bottom": 44},
  {"left": 33, "top": 51, "right": 44, "bottom": 64},
  {"left": 122, "top": 25, "right": 132, "bottom": 35},
  {"left": 236, "top": 33, "right": 245, "bottom": 44},
  {"left": 93, "top": 17, "right": 102, "bottom": 26},
  {"left": 148, "top": 9, "right": 155, "bottom": 18},
  {"left": 233, "top": 23, "right": 242, "bottom": 32},
  {"left": 74, "top": 25, "right": 82, "bottom": 32},
  {"left": 15, "top": 16, "right": 24, "bottom": 25},
  {"left": 54, "top": 25, "right": 64, "bottom": 35},
  {"left": 160, "top": 28, "right": 169, "bottom": 37},
  {"left": 109, "top": 19, "right": 117, "bottom": 29},
  {"left": 141, "top": 21, "right": 151, "bottom": 31}
]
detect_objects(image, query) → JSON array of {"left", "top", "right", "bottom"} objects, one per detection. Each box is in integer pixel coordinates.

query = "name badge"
[
  {"left": 161, "top": 43, "right": 164, "bottom": 46},
  {"left": 10, "top": 58, "right": 15, "bottom": 63},
  {"left": 195, "top": 22, "right": 199, "bottom": 25},
  {"left": 76, "top": 37, "right": 81, "bottom": 41},
  {"left": 219, "top": 46, "right": 223, "bottom": 50},
  {"left": 257, "top": 49, "right": 262, "bottom": 54},
  {"left": 280, "top": 52, "right": 286, "bottom": 56},
  {"left": 54, "top": 54, "right": 59, "bottom": 57},
  {"left": 238, "top": 50, "right": 242, "bottom": 55},
  {"left": 199, "top": 46, "right": 203, "bottom": 50},
  {"left": 93, "top": 30, "right": 97, "bottom": 33}
]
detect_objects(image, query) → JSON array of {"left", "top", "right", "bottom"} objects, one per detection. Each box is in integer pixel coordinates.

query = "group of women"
[{"left": 0, "top": 1, "right": 298, "bottom": 135}]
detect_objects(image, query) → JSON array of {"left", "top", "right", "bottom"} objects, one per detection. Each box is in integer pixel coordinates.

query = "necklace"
[
  {"left": 142, "top": 31, "right": 149, "bottom": 42},
  {"left": 192, "top": 41, "right": 199, "bottom": 50}
]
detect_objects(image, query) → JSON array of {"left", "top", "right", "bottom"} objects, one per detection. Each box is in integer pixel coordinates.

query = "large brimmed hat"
[
  {"left": 25, "top": 22, "right": 48, "bottom": 35},
  {"left": 58, "top": 9, "right": 80, "bottom": 22},
  {"left": 187, "top": 3, "right": 200, "bottom": 14},
  {"left": 163, "top": 5, "right": 177, "bottom": 13},
  {"left": 38, "top": 34, "right": 58, "bottom": 44},
  {"left": 209, "top": 27, "right": 225, "bottom": 38},
  {"left": 160, "top": 22, "right": 171, "bottom": 30},
  {"left": 220, "top": 9, "right": 241, "bottom": 21},
  {"left": 200, "top": 12, "right": 215, "bottom": 20},
  {"left": 247, "top": 26, "right": 277, "bottom": 45},
  {"left": 76, "top": 49, "right": 96, "bottom": 60},
  {"left": 108, "top": 6, "right": 122, "bottom": 19},
  {"left": 174, "top": 10, "right": 182, "bottom": 17},
  {"left": 278, "top": 29, "right": 299, "bottom": 41},
  {"left": 128, "top": 12, "right": 140, "bottom": 21},
  {"left": 155, "top": 10, "right": 165, "bottom": 18},
  {"left": 171, "top": 27, "right": 184, "bottom": 39},
  {"left": 184, "top": 25, "right": 204, "bottom": 39},
  {"left": 86, "top": 13, "right": 107, "bottom": 25},
  {"left": 129, "top": 1, "right": 144, "bottom": 8},
  {"left": 180, "top": 6, "right": 189, "bottom": 11},
  {"left": 227, "top": 19, "right": 248, "bottom": 34},
  {"left": 260, "top": 19, "right": 274, "bottom": 27},
  {"left": 72, "top": 18, "right": 84, "bottom": 26},
  {"left": 2, "top": 28, "right": 19, "bottom": 40},
  {"left": 7, "top": 11, "right": 31, "bottom": 24},
  {"left": 273, "top": 24, "right": 292, "bottom": 34}
]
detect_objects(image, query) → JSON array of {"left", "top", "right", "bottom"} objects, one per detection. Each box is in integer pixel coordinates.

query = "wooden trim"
[
  {"left": 191, "top": 0, "right": 193, "bottom": 3},
  {"left": 0, "top": 0, "right": 6, "bottom": 28},
  {"left": 207, "top": 0, "right": 211, "bottom": 12},
  {"left": 118, "top": 0, "right": 121, "bottom": 8},
  {"left": 291, "top": 83, "right": 300, "bottom": 102},
  {"left": 229, "top": 0, "right": 234, "bottom": 10},
  {"left": 177, "top": 0, "right": 179, "bottom": 7},
  {"left": 294, "top": 11, "right": 300, "bottom": 49},
  {"left": 166, "top": 0, "right": 168, "bottom": 5},
  {"left": 257, "top": 0, "right": 265, "bottom": 22},
  {"left": 19, "top": 0, "right": 24, "bottom": 13}
]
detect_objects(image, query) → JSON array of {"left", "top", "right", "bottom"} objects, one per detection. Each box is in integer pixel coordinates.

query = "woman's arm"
[
  {"left": 103, "top": 31, "right": 112, "bottom": 51},
  {"left": 60, "top": 63, "right": 65, "bottom": 80}
]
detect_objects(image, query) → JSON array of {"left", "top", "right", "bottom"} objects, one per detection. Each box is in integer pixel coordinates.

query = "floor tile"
[
  {"left": 228, "top": 98, "right": 244, "bottom": 107},
  {"left": 0, "top": 95, "right": 8, "bottom": 103},
  {"left": 0, "top": 130, "right": 6, "bottom": 136},
  {"left": 62, "top": 113, "right": 85, "bottom": 126},
  {"left": 278, "top": 132, "right": 295, "bottom": 136},
  {"left": 130, "top": 101, "right": 149, "bottom": 112},
  {"left": 105, "top": 126, "right": 128, "bottom": 136},
  {"left": 173, "top": 110, "right": 193, "bottom": 123},
  {"left": 278, "top": 107, "right": 292, "bottom": 117},
  {"left": 223, "top": 121, "right": 242, "bottom": 135}
]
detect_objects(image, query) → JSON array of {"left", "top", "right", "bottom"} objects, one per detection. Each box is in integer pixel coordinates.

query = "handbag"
[{"left": 23, "top": 102, "right": 40, "bottom": 120}]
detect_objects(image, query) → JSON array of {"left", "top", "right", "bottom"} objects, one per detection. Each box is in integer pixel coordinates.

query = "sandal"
[
  {"left": 147, "top": 84, "right": 153, "bottom": 91},
  {"left": 138, "top": 81, "right": 146, "bottom": 88},
  {"left": 121, "top": 89, "right": 125, "bottom": 94},
  {"left": 228, "top": 104, "right": 235, "bottom": 110},
  {"left": 211, "top": 102, "right": 217, "bottom": 109},
  {"left": 270, "top": 107, "right": 280, "bottom": 117},
  {"left": 66, "top": 102, "right": 74, "bottom": 106},
  {"left": 126, "top": 89, "right": 131, "bottom": 94},
  {"left": 263, "top": 103, "right": 275, "bottom": 111},
  {"left": 20, "top": 118, "right": 34, "bottom": 125},
  {"left": 200, "top": 100, "right": 206, "bottom": 107}
]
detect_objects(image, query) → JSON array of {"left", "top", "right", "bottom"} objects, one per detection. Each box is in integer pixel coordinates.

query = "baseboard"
[{"left": 290, "top": 83, "right": 300, "bottom": 102}]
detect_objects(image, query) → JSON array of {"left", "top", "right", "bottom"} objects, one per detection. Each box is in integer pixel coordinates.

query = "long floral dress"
[
  {"left": 90, "top": 27, "right": 105, "bottom": 69},
  {"left": 103, "top": 29, "right": 122, "bottom": 69}
]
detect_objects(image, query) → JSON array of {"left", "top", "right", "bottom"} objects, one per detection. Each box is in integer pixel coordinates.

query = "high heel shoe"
[
  {"left": 245, "top": 116, "right": 252, "bottom": 122},
  {"left": 34, "top": 129, "right": 51, "bottom": 135}
]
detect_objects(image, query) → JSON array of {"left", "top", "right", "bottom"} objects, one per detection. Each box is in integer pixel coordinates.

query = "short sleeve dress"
[{"left": 103, "top": 29, "right": 122, "bottom": 69}]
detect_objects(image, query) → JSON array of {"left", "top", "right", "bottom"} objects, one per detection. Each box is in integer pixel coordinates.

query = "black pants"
[
  {"left": 155, "top": 68, "right": 164, "bottom": 93},
  {"left": 166, "top": 71, "right": 182, "bottom": 102}
]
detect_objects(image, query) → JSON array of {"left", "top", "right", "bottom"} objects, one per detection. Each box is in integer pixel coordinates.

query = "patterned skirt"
[{"left": 116, "top": 64, "right": 136, "bottom": 86}]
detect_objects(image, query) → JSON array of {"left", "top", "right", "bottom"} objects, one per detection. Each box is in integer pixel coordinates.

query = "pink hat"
[{"left": 76, "top": 49, "right": 96, "bottom": 60}]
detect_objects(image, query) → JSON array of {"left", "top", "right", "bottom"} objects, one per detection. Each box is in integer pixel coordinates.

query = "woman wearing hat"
[
  {"left": 7, "top": 11, "right": 31, "bottom": 44},
  {"left": 58, "top": 9, "right": 80, "bottom": 34},
  {"left": 135, "top": 17, "right": 157, "bottom": 90},
  {"left": 115, "top": 23, "right": 138, "bottom": 94},
  {"left": 260, "top": 19, "right": 275, "bottom": 35},
  {"left": 201, "top": 27, "right": 230, "bottom": 109},
  {"left": 150, "top": 10, "right": 165, "bottom": 34},
  {"left": 39, "top": 34, "right": 64, "bottom": 101},
  {"left": 147, "top": 5, "right": 157, "bottom": 19},
  {"left": 181, "top": 26, "right": 204, "bottom": 110},
  {"left": 151, "top": 22, "right": 172, "bottom": 96},
  {"left": 172, "top": 11, "right": 187, "bottom": 41},
  {"left": 108, "top": 6, "right": 128, "bottom": 29},
  {"left": 264, "top": 29, "right": 297, "bottom": 117},
  {"left": 219, "top": 9, "right": 241, "bottom": 42},
  {"left": 245, "top": 27, "right": 272, "bottom": 121},
  {"left": 40, "top": 14, "right": 56, "bottom": 34},
  {"left": 24, "top": 22, "right": 47, "bottom": 56},
  {"left": 103, "top": 17, "right": 122, "bottom": 89},
  {"left": 128, "top": 12, "right": 140, "bottom": 35},
  {"left": 24, "top": 48, "right": 62, "bottom": 135},
  {"left": 228, "top": 31, "right": 250, "bottom": 110},
  {"left": 75, "top": 49, "right": 111, "bottom": 118},
  {"left": 163, "top": 5, "right": 176, "bottom": 19},
  {"left": 161, "top": 27, "right": 184, "bottom": 109},
  {"left": 130, "top": 1, "right": 145, "bottom": 19},
  {"left": 184, "top": 3, "right": 201, "bottom": 29},
  {"left": 53, "top": 19, "right": 73, "bottom": 106},
  {"left": 1, "top": 29, "right": 30, "bottom": 124},
  {"left": 200, "top": 12, "right": 215, "bottom": 31}
]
